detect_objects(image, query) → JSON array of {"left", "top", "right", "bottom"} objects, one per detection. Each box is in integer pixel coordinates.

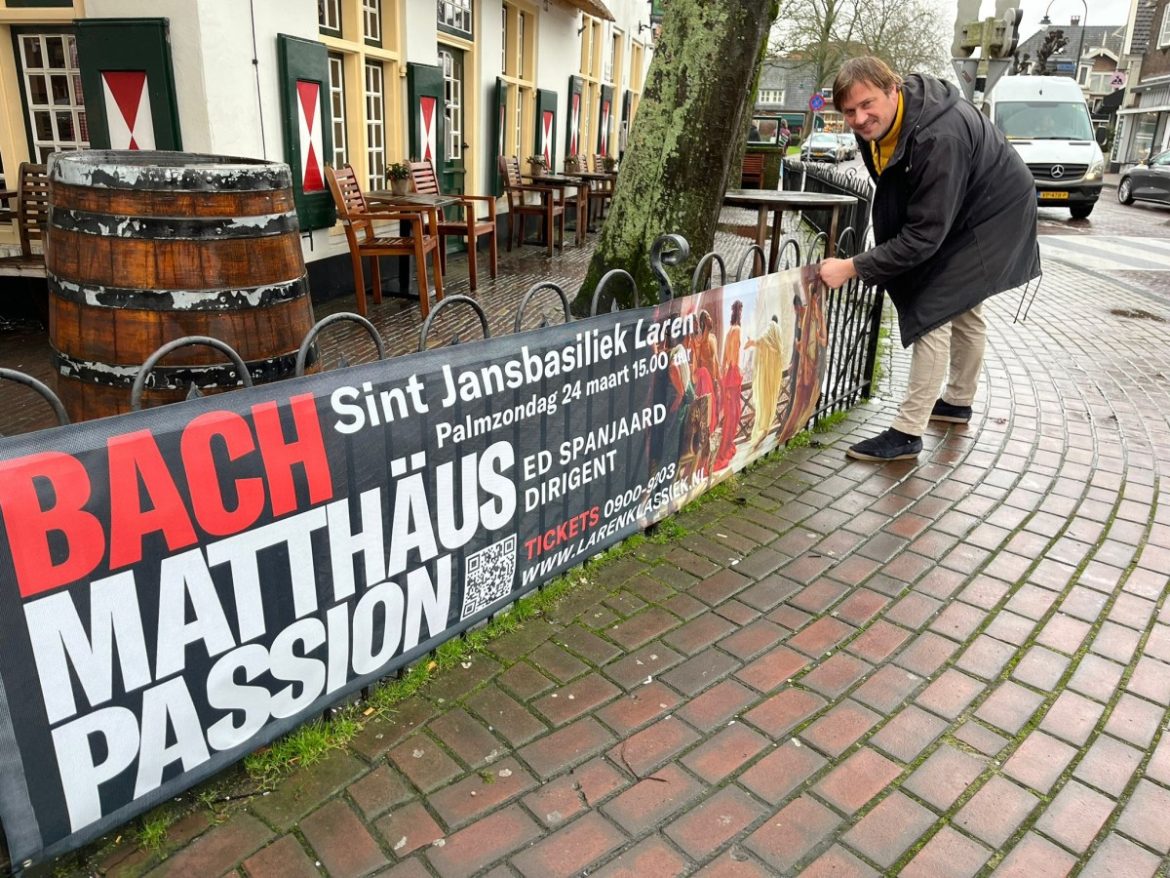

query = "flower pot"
[
  {"left": 390, "top": 178, "right": 410, "bottom": 196},
  {"left": 528, "top": 162, "right": 545, "bottom": 178}
]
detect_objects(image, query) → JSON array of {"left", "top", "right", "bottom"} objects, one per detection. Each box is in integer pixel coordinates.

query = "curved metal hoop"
[
  {"left": 649, "top": 233, "right": 691, "bottom": 301},
  {"left": 131, "top": 336, "right": 253, "bottom": 411},
  {"left": 590, "top": 269, "right": 639, "bottom": 316},
  {"left": 418, "top": 295, "right": 491, "bottom": 352},
  {"left": 514, "top": 282, "right": 572, "bottom": 333},
  {"left": 690, "top": 252, "right": 727, "bottom": 295},
  {"left": 0, "top": 368, "right": 69, "bottom": 427},
  {"left": 734, "top": 244, "right": 767, "bottom": 282},
  {"left": 296, "top": 312, "right": 386, "bottom": 377},
  {"left": 810, "top": 231, "right": 830, "bottom": 261},
  {"left": 835, "top": 226, "right": 858, "bottom": 259},
  {"left": 777, "top": 238, "right": 802, "bottom": 270}
]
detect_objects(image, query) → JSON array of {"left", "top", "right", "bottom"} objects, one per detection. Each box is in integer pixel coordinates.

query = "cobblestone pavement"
[{"left": 15, "top": 220, "right": 1170, "bottom": 877}]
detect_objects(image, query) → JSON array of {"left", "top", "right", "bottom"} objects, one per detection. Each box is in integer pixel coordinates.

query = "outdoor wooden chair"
[
  {"left": 498, "top": 156, "right": 565, "bottom": 256},
  {"left": 325, "top": 163, "right": 444, "bottom": 318},
  {"left": 0, "top": 163, "right": 49, "bottom": 278},
  {"left": 741, "top": 154, "right": 765, "bottom": 188},
  {"left": 408, "top": 160, "right": 497, "bottom": 291},
  {"left": 588, "top": 154, "right": 615, "bottom": 223}
]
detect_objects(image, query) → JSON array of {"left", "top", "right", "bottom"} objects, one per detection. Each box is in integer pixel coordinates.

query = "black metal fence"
[{"left": 782, "top": 157, "right": 874, "bottom": 250}]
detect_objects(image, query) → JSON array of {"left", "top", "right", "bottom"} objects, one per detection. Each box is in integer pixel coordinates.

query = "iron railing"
[{"left": 783, "top": 157, "right": 874, "bottom": 248}]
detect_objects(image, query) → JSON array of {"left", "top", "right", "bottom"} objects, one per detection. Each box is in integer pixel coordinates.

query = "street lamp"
[{"left": 1040, "top": 0, "right": 1088, "bottom": 85}]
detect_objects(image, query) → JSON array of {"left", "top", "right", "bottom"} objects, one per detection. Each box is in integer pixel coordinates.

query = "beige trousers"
[{"left": 891, "top": 304, "right": 985, "bottom": 436}]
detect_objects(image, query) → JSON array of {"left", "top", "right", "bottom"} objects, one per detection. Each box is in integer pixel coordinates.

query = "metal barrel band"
[
  {"left": 58, "top": 347, "right": 304, "bottom": 393},
  {"left": 47, "top": 207, "right": 299, "bottom": 240},
  {"left": 46, "top": 273, "right": 309, "bottom": 312}
]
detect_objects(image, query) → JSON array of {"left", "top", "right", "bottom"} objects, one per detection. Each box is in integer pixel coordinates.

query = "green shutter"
[
  {"left": 277, "top": 34, "right": 335, "bottom": 232},
  {"left": 491, "top": 76, "right": 507, "bottom": 196},
  {"left": 535, "top": 88, "right": 557, "bottom": 167},
  {"left": 566, "top": 75, "right": 584, "bottom": 157},
  {"left": 74, "top": 18, "right": 182, "bottom": 151},
  {"left": 407, "top": 62, "right": 444, "bottom": 168},
  {"left": 598, "top": 84, "right": 615, "bottom": 156}
]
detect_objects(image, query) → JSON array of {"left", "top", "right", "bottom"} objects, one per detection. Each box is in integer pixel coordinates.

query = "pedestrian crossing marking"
[{"left": 1039, "top": 236, "right": 1170, "bottom": 272}]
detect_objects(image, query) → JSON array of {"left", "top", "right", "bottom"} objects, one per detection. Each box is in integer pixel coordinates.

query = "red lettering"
[
  {"left": 181, "top": 410, "right": 265, "bottom": 536},
  {"left": 0, "top": 452, "right": 104, "bottom": 597},
  {"left": 108, "top": 430, "right": 198, "bottom": 569},
  {"left": 252, "top": 394, "right": 333, "bottom": 517}
]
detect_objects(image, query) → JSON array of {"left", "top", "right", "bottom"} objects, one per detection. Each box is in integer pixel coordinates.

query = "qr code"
[{"left": 460, "top": 534, "right": 518, "bottom": 620}]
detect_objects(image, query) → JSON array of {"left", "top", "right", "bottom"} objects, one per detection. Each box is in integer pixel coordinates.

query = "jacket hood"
[{"left": 888, "top": 74, "right": 960, "bottom": 165}]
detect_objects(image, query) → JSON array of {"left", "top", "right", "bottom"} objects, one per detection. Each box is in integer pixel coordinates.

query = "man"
[{"left": 819, "top": 57, "right": 1040, "bottom": 461}]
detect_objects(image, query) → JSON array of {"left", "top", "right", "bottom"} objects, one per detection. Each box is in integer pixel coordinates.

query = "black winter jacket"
[{"left": 852, "top": 75, "right": 1041, "bottom": 347}]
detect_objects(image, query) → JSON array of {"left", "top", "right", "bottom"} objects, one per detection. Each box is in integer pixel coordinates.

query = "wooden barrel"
[{"left": 45, "top": 150, "right": 316, "bottom": 421}]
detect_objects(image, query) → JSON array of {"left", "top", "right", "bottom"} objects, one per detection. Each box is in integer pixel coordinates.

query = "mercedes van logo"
[{"left": 1051, "top": 165, "right": 1065, "bottom": 178}]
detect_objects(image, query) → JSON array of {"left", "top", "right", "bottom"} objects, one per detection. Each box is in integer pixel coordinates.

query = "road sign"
[
  {"left": 809, "top": 93, "right": 825, "bottom": 112},
  {"left": 951, "top": 57, "right": 1011, "bottom": 103},
  {"left": 1111, "top": 71, "right": 1127, "bottom": 90}
]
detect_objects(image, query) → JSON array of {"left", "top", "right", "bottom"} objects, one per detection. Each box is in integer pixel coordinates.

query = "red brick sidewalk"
[{"left": 34, "top": 251, "right": 1170, "bottom": 877}]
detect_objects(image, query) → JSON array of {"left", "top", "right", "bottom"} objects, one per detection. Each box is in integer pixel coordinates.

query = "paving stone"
[
  {"left": 603, "top": 642, "right": 685, "bottom": 690},
  {"left": 676, "top": 679, "right": 759, "bottom": 731},
  {"left": 1102, "top": 692, "right": 1163, "bottom": 747},
  {"left": 145, "top": 814, "right": 272, "bottom": 878},
  {"left": 251, "top": 751, "right": 368, "bottom": 830},
  {"left": 799, "top": 700, "right": 880, "bottom": 757},
  {"left": 852, "top": 664, "right": 922, "bottom": 713},
  {"left": 898, "top": 826, "right": 990, "bottom": 878},
  {"left": 427, "top": 708, "right": 506, "bottom": 767},
  {"left": 1113, "top": 779, "right": 1170, "bottom": 853},
  {"left": 1011, "top": 645, "right": 1071, "bottom": 691},
  {"left": 800, "top": 652, "right": 871, "bottom": 699},
  {"left": 952, "top": 776, "right": 1039, "bottom": 847},
  {"left": 841, "top": 791, "right": 936, "bottom": 868},
  {"left": 812, "top": 747, "right": 901, "bottom": 814},
  {"left": 241, "top": 835, "right": 320, "bottom": 878},
  {"left": 916, "top": 668, "right": 985, "bottom": 719},
  {"left": 464, "top": 685, "right": 548, "bottom": 747},
  {"left": 1002, "top": 730, "right": 1078, "bottom": 794},
  {"left": 869, "top": 704, "right": 947, "bottom": 763},
  {"left": 846, "top": 620, "right": 911, "bottom": 663},
  {"left": 555, "top": 624, "right": 624, "bottom": 666},
  {"left": 718, "top": 618, "right": 786, "bottom": 660},
  {"left": 608, "top": 715, "right": 701, "bottom": 777},
  {"left": 517, "top": 716, "right": 616, "bottom": 779},
  {"left": 903, "top": 744, "right": 987, "bottom": 810},
  {"left": 600, "top": 762, "right": 704, "bottom": 836},
  {"left": 300, "top": 799, "right": 388, "bottom": 878},
  {"left": 532, "top": 672, "right": 622, "bottom": 726},
  {"left": 665, "top": 785, "right": 767, "bottom": 859},
  {"left": 497, "top": 661, "right": 556, "bottom": 700},
  {"left": 590, "top": 835, "right": 691, "bottom": 878},
  {"left": 426, "top": 806, "right": 543, "bottom": 878},
  {"left": 426, "top": 654, "right": 503, "bottom": 703},
  {"left": 595, "top": 680, "right": 682, "bottom": 735},
  {"left": 952, "top": 719, "right": 1009, "bottom": 757},
  {"left": 797, "top": 845, "right": 880, "bottom": 878},
  {"left": 739, "top": 738, "right": 827, "bottom": 805},
  {"left": 894, "top": 631, "right": 960, "bottom": 676},
  {"left": 607, "top": 608, "right": 681, "bottom": 651},
  {"left": 1078, "top": 833, "right": 1162, "bottom": 878},
  {"left": 664, "top": 613, "right": 740, "bottom": 656},
  {"left": 742, "top": 688, "right": 827, "bottom": 738},
  {"left": 348, "top": 765, "right": 414, "bottom": 820},
  {"left": 659, "top": 646, "right": 741, "bottom": 696},
  {"left": 692, "top": 848, "right": 774, "bottom": 877},
  {"left": 993, "top": 833, "right": 1078, "bottom": 878},
  {"left": 387, "top": 735, "right": 463, "bottom": 793},
  {"left": 680, "top": 721, "right": 769, "bottom": 783},
  {"left": 521, "top": 756, "right": 628, "bottom": 827},
  {"left": 427, "top": 757, "right": 537, "bottom": 829},
  {"left": 373, "top": 801, "right": 444, "bottom": 857},
  {"left": 735, "top": 644, "right": 809, "bottom": 693},
  {"left": 743, "top": 796, "right": 842, "bottom": 873},
  {"left": 529, "top": 641, "right": 590, "bottom": 683},
  {"left": 974, "top": 681, "right": 1045, "bottom": 736},
  {"left": 787, "top": 617, "right": 856, "bottom": 657}
]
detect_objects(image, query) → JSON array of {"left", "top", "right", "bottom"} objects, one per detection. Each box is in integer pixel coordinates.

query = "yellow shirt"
[{"left": 870, "top": 91, "right": 904, "bottom": 176}]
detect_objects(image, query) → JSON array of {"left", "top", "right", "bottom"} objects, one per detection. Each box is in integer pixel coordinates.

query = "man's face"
[{"left": 839, "top": 81, "right": 899, "bottom": 142}]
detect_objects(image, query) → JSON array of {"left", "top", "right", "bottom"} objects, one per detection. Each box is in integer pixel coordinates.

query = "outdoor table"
[
  {"left": 367, "top": 191, "right": 460, "bottom": 296},
  {"left": 722, "top": 189, "right": 858, "bottom": 271},
  {"left": 523, "top": 173, "right": 590, "bottom": 246}
]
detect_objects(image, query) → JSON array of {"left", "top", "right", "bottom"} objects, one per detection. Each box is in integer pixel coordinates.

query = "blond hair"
[{"left": 832, "top": 57, "right": 903, "bottom": 110}]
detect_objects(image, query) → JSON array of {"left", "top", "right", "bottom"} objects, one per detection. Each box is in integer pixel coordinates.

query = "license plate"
[{"left": 1039, "top": 191, "right": 1069, "bottom": 200}]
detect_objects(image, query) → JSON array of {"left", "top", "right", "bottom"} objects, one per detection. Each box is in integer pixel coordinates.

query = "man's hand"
[{"left": 819, "top": 257, "right": 857, "bottom": 288}]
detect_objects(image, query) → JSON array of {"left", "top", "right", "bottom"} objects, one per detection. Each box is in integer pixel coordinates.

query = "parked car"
[
  {"left": 801, "top": 133, "right": 842, "bottom": 163},
  {"left": 836, "top": 133, "right": 858, "bottom": 160},
  {"left": 1118, "top": 150, "right": 1170, "bottom": 207}
]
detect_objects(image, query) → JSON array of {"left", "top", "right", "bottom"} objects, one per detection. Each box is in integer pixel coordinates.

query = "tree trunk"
[{"left": 572, "top": 0, "right": 779, "bottom": 313}]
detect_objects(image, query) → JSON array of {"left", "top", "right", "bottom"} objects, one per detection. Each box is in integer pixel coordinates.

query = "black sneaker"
[
  {"left": 930, "top": 399, "right": 973, "bottom": 423},
  {"left": 846, "top": 428, "right": 922, "bottom": 461}
]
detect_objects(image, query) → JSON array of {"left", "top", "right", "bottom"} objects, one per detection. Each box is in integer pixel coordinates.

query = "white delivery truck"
[{"left": 984, "top": 75, "right": 1105, "bottom": 219}]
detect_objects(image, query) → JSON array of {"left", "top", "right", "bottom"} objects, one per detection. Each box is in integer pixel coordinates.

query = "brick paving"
[{"left": 8, "top": 209, "right": 1170, "bottom": 876}]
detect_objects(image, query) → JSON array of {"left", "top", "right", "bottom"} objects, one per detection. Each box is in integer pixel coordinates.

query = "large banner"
[{"left": 0, "top": 268, "right": 825, "bottom": 864}]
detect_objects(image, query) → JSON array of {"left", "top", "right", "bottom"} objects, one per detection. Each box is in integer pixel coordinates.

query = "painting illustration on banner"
[{"left": 0, "top": 264, "right": 825, "bottom": 865}]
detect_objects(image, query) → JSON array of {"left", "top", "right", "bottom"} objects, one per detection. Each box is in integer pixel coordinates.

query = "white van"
[{"left": 985, "top": 75, "right": 1105, "bottom": 219}]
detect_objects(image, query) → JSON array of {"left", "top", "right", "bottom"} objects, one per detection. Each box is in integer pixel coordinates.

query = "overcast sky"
[{"left": 938, "top": 0, "right": 1134, "bottom": 43}]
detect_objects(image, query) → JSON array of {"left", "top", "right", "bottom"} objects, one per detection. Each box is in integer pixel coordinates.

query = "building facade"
[
  {"left": 1115, "top": 0, "right": 1170, "bottom": 168},
  {"left": 0, "top": 0, "right": 654, "bottom": 284}
]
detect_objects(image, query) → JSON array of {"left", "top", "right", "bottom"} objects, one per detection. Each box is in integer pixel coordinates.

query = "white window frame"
[
  {"left": 319, "top": 0, "right": 342, "bottom": 35},
  {"left": 18, "top": 32, "right": 89, "bottom": 163},
  {"left": 440, "top": 47, "right": 464, "bottom": 161},
  {"left": 1160, "top": 6, "right": 1170, "bottom": 48},
  {"left": 363, "top": 0, "right": 381, "bottom": 45},
  {"left": 364, "top": 60, "right": 385, "bottom": 190},
  {"left": 328, "top": 53, "right": 349, "bottom": 171},
  {"left": 438, "top": 0, "right": 473, "bottom": 38}
]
